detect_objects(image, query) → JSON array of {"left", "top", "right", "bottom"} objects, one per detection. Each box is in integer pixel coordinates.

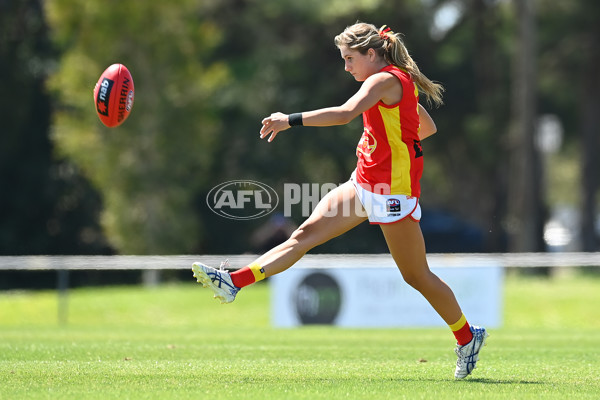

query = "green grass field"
[{"left": 1, "top": 270, "right": 599, "bottom": 399}]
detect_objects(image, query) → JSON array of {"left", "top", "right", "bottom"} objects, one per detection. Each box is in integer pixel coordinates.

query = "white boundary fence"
[
  {"left": 1, "top": 252, "right": 600, "bottom": 270},
  {"left": 2, "top": 253, "right": 599, "bottom": 326}
]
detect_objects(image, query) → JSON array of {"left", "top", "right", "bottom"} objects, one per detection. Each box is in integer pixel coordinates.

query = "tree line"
[{"left": 1, "top": 0, "right": 598, "bottom": 257}]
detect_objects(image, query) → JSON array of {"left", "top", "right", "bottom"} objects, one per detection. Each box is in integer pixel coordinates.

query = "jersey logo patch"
[{"left": 357, "top": 129, "right": 377, "bottom": 156}]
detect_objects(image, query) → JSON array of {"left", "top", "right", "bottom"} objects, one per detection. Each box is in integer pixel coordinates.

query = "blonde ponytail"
[{"left": 335, "top": 23, "right": 444, "bottom": 107}]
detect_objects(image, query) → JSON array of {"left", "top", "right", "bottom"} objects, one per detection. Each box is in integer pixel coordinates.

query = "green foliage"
[
  {"left": 34, "top": 0, "right": 598, "bottom": 254},
  {"left": 44, "top": 0, "right": 440, "bottom": 254},
  {"left": 0, "top": 0, "right": 109, "bottom": 255},
  {"left": 46, "top": 0, "right": 228, "bottom": 253}
]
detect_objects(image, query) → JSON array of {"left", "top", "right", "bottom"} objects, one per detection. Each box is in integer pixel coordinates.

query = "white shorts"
[{"left": 350, "top": 170, "right": 421, "bottom": 224}]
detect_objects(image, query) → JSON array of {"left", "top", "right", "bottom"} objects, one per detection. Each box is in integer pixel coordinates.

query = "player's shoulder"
[{"left": 364, "top": 70, "right": 399, "bottom": 88}]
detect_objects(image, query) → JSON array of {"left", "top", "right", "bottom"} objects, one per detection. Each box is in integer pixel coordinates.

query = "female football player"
[{"left": 193, "top": 22, "right": 487, "bottom": 379}]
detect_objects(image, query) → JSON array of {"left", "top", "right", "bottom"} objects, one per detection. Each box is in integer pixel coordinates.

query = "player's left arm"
[{"left": 418, "top": 103, "right": 437, "bottom": 140}]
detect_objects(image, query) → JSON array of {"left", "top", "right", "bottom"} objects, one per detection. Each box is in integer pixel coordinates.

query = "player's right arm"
[{"left": 260, "top": 73, "right": 398, "bottom": 142}]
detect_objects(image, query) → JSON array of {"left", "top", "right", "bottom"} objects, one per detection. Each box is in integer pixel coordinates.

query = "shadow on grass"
[
  {"left": 459, "top": 378, "right": 543, "bottom": 385},
  {"left": 378, "top": 376, "right": 545, "bottom": 385}
]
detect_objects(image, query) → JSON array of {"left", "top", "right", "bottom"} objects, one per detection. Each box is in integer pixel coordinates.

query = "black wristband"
[{"left": 288, "top": 113, "right": 303, "bottom": 126}]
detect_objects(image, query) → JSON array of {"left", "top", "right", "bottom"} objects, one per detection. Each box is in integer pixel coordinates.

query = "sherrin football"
[{"left": 93, "top": 63, "right": 135, "bottom": 127}]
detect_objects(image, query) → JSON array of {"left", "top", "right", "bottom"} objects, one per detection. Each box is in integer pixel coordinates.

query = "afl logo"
[
  {"left": 386, "top": 198, "right": 401, "bottom": 213},
  {"left": 357, "top": 129, "right": 377, "bottom": 156},
  {"left": 206, "top": 180, "right": 279, "bottom": 220}
]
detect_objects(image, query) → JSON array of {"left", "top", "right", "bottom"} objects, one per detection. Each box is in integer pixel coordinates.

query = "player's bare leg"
[
  {"left": 193, "top": 181, "right": 366, "bottom": 302},
  {"left": 379, "top": 218, "right": 463, "bottom": 325},
  {"left": 380, "top": 219, "right": 488, "bottom": 379},
  {"left": 255, "top": 181, "right": 367, "bottom": 277}
]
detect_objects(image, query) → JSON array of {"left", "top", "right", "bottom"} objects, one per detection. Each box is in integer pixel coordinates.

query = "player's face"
[{"left": 339, "top": 46, "right": 377, "bottom": 82}]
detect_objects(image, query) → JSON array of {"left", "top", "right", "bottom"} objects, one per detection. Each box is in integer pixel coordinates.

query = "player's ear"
[{"left": 368, "top": 48, "right": 376, "bottom": 61}]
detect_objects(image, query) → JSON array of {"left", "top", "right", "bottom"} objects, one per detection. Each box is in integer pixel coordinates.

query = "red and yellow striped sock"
[
  {"left": 449, "top": 313, "right": 473, "bottom": 346},
  {"left": 230, "top": 262, "right": 266, "bottom": 289}
]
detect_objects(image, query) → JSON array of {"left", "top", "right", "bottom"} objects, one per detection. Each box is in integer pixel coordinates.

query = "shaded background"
[{"left": 1, "top": 0, "right": 598, "bottom": 268}]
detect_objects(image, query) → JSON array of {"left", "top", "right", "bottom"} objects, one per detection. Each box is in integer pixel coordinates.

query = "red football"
[{"left": 93, "top": 63, "right": 135, "bottom": 127}]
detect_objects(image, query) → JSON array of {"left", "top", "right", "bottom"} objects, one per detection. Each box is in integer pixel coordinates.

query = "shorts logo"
[{"left": 386, "top": 198, "right": 401, "bottom": 213}]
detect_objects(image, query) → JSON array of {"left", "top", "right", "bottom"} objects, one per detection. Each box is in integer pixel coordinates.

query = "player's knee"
[
  {"left": 289, "top": 224, "right": 322, "bottom": 251},
  {"left": 401, "top": 272, "right": 420, "bottom": 290},
  {"left": 401, "top": 270, "right": 432, "bottom": 291}
]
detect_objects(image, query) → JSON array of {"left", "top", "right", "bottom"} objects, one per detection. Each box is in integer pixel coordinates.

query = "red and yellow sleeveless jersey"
[{"left": 355, "top": 65, "right": 423, "bottom": 197}]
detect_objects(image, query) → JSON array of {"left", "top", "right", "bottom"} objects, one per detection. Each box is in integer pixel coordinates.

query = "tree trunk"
[
  {"left": 506, "top": 0, "right": 545, "bottom": 252},
  {"left": 580, "top": 23, "right": 600, "bottom": 251}
]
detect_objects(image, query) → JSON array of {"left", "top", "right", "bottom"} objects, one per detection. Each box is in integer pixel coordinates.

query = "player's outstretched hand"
[{"left": 260, "top": 112, "right": 290, "bottom": 142}]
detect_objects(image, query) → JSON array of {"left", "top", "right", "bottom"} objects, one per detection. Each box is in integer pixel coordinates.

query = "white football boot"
[
  {"left": 192, "top": 260, "right": 240, "bottom": 304},
  {"left": 454, "top": 325, "right": 489, "bottom": 379}
]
